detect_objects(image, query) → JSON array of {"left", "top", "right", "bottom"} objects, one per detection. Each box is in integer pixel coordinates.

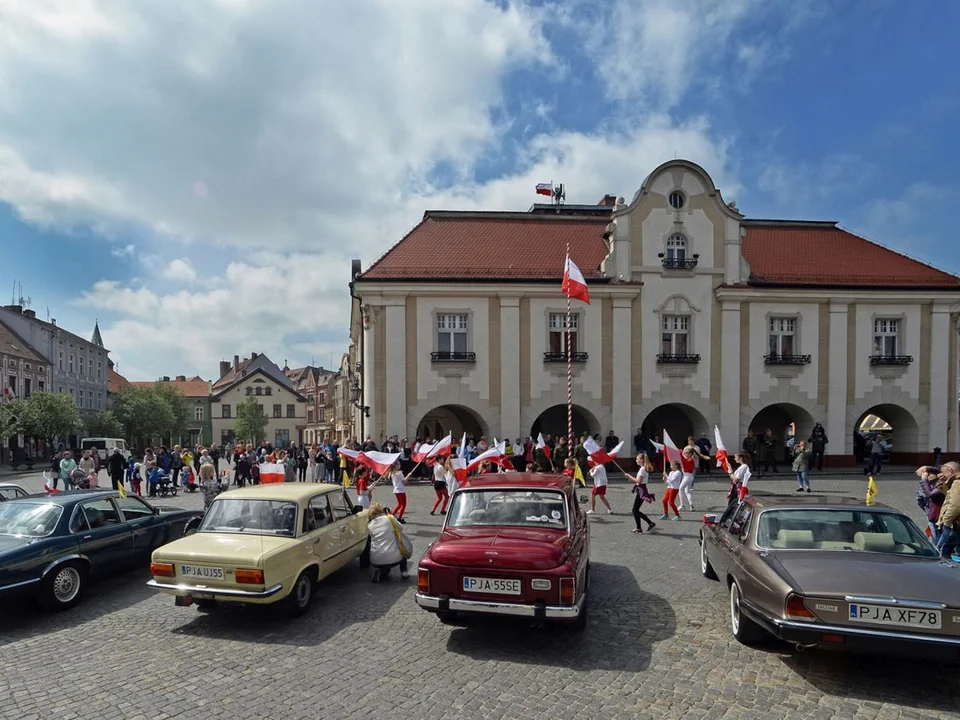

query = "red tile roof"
[
  {"left": 130, "top": 378, "right": 210, "bottom": 397},
  {"left": 108, "top": 368, "right": 128, "bottom": 394},
  {"left": 358, "top": 211, "right": 611, "bottom": 280},
  {"left": 742, "top": 222, "right": 960, "bottom": 288}
]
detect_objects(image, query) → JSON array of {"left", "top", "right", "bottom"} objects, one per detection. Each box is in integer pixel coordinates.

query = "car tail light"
[
  {"left": 821, "top": 633, "right": 845, "bottom": 644},
  {"left": 559, "top": 577, "right": 575, "bottom": 606},
  {"left": 785, "top": 593, "right": 816, "bottom": 620},
  {"left": 235, "top": 569, "right": 264, "bottom": 585},
  {"left": 418, "top": 568, "right": 430, "bottom": 594},
  {"left": 150, "top": 562, "right": 175, "bottom": 578}
]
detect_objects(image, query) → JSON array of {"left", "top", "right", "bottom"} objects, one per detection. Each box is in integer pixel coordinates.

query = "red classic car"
[{"left": 415, "top": 472, "right": 589, "bottom": 629}]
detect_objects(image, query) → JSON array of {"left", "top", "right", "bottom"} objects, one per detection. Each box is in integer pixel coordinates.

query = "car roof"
[
  {"left": 746, "top": 493, "right": 900, "bottom": 513},
  {"left": 461, "top": 472, "right": 572, "bottom": 492},
  {"left": 0, "top": 482, "right": 25, "bottom": 489},
  {"left": 219, "top": 483, "right": 344, "bottom": 502},
  {"left": 6, "top": 489, "right": 123, "bottom": 505}
]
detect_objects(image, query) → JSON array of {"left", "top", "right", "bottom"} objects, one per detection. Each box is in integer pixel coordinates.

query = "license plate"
[
  {"left": 180, "top": 564, "right": 225, "bottom": 580},
  {"left": 462, "top": 577, "right": 521, "bottom": 595},
  {"left": 848, "top": 603, "right": 942, "bottom": 630}
]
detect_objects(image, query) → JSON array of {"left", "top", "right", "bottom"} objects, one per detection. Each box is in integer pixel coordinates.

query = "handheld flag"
[
  {"left": 866, "top": 476, "right": 878, "bottom": 506},
  {"left": 43, "top": 473, "right": 59, "bottom": 495},
  {"left": 536, "top": 433, "right": 553, "bottom": 461},
  {"left": 259, "top": 462, "right": 286, "bottom": 484},
  {"left": 562, "top": 255, "right": 590, "bottom": 304},
  {"left": 338, "top": 448, "right": 402, "bottom": 476},
  {"left": 583, "top": 437, "right": 623, "bottom": 464},
  {"left": 714, "top": 425, "right": 730, "bottom": 473},
  {"left": 457, "top": 432, "right": 468, "bottom": 460},
  {"left": 117, "top": 482, "right": 127, "bottom": 499},
  {"left": 662, "top": 430, "right": 683, "bottom": 464},
  {"left": 573, "top": 463, "right": 587, "bottom": 487}
]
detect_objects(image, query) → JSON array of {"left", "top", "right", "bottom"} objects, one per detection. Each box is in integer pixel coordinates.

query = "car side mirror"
[
  {"left": 703, "top": 513, "right": 719, "bottom": 526},
  {"left": 352, "top": 505, "right": 363, "bottom": 514}
]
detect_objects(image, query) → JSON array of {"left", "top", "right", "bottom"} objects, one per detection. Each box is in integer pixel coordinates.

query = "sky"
[{"left": 1, "top": 0, "right": 958, "bottom": 381}]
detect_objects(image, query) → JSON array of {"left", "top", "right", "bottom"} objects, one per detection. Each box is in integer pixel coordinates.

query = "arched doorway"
[
  {"left": 641, "top": 404, "right": 709, "bottom": 446},
  {"left": 416, "top": 404, "right": 488, "bottom": 442},
  {"left": 530, "top": 404, "right": 601, "bottom": 442},
  {"left": 748, "top": 403, "right": 815, "bottom": 464},
  {"left": 854, "top": 404, "right": 918, "bottom": 463}
]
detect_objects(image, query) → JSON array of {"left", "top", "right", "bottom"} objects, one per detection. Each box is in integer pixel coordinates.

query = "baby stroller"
[
  {"left": 156, "top": 469, "right": 178, "bottom": 497},
  {"left": 70, "top": 468, "right": 91, "bottom": 490}
]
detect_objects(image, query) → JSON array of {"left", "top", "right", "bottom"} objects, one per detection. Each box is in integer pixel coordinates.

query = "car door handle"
[{"left": 83, "top": 535, "right": 92, "bottom": 540}]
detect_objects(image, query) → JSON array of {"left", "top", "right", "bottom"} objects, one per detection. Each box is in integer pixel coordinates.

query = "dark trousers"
[
  {"left": 298, "top": 466, "right": 307, "bottom": 481},
  {"left": 938, "top": 525, "right": 958, "bottom": 559},
  {"left": 172, "top": 467, "right": 180, "bottom": 486},
  {"left": 762, "top": 455, "right": 778, "bottom": 473},
  {"left": 372, "top": 558, "right": 408, "bottom": 580},
  {"left": 109, "top": 472, "right": 122, "bottom": 490},
  {"left": 698, "top": 456, "right": 711, "bottom": 474},
  {"left": 632, "top": 493, "right": 654, "bottom": 530},
  {"left": 810, "top": 449, "right": 825, "bottom": 471},
  {"left": 868, "top": 453, "right": 883, "bottom": 474}
]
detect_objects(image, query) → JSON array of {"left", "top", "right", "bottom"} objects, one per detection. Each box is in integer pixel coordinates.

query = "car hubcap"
[
  {"left": 296, "top": 578, "right": 310, "bottom": 607},
  {"left": 700, "top": 541, "right": 707, "bottom": 573},
  {"left": 53, "top": 567, "right": 81, "bottom": 603},
  {"left": 730, "top": 585, "right": 740, "bottom": 635}
]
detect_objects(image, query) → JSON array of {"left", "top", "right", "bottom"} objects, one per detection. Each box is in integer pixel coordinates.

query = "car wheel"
[
  {"left": 569, "top": 595, "right": 588, "bottom": 633},
  {"left": 359, "top": 538, "right": 371, "bottom": 569},
  {"left": 436, "top": 611, "right": 458, "bottom": 625},
  {"left": 283, "top": 571, "right": 313, "bottom": 617},
  {"left": 700, "top": 535, "right": 718, "bottom": 580},
  {"left": 38, "top": 561, "right": 86, "bottom": 611},
  {"left": 729, "top": 581, "right": 764, "bottom": 645}
]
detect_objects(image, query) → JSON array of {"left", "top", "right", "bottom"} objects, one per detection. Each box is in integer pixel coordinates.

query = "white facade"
[{"left": 353, "top": 161, "right": 960, "bottom": 465}]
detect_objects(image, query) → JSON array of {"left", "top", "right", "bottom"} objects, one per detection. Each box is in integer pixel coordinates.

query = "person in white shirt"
[
  {"left": 587, "top": 459, "right": 613, "bottom": 515},
  {"left": 431, "top": 458, "right": 450, "bottom": 515},
  {"left": 726, "top": 452, "right": 753, "bottom": 506},
  {"left": 445, "top": 457, "right": 459, "bottom": 496},
  {"left": 660, "top": 461, "right": 683, "bottom": 520},
  {"left": 624, "top": 453, "right": 656, "bottom": 533},
  {"left": 366, "top": 503, "right": 412, "bottom": 582},
  {"left": 390, "top": 462, "right": 407, "bottom": 523}
]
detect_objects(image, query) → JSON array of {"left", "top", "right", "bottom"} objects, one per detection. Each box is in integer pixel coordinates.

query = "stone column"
[
  {"left": 362, "top": 304, "right": 379, "bottom": 442},
  {"left": 499, "top": 295, "right": 521, "bottom": 441},
  {"left": 612, "top": 297, "right": 632, "bottom": 456},
  {"left": 719, "top": 300, "right": 741, "bottom": 443},
  {"left": 827, "top": 302, "right": 849, "bottom": 457},
  {"left": 929, "top": 303, "right": 951, "bottom": 452},
  {"left": 384, "top": 297, "right": 407, "bottom": 439}
]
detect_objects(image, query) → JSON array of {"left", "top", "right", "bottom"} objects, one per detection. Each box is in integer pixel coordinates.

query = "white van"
[{"left": 80, "top": 438, "right": 131, "bottom": 461}]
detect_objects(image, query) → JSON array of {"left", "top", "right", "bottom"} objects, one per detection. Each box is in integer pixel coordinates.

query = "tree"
[
  {"left": 112, "top": 383, "right": 190, "bottom": 444},
  {"left": 20, "top": 391, "right": 81, "bottom": 447},
  {"left": 235, "top": 397, "right": 268, "bottom": 445},
  {"left": 86, "top": 409, "right": 124, "bottom": 438},
  {"left": 0, "top": 398, "right": 24, "bottom": 443},
  {"left": 153, "top": 382, "right": 191, "bottom": 438}
]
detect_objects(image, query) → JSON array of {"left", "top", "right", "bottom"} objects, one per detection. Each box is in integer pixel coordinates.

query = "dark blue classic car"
[{"left": 0, "top": 490, "right": 204, "bottom": 611}]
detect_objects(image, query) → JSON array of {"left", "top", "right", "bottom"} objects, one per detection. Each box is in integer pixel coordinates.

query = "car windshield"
[
  {"left": 198, "top": 499, "right": 298, "bottom": 537},
  {"left": 447, "top": 489, "right": 568, "bottom": 529},
  {"left": 757, "top": 509, "right": 937, "bottom": 557},
  {"left": 0, "top": 502, "right": 63, "bottom": 538}
]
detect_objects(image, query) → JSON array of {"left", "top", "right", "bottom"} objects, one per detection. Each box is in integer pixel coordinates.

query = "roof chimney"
[
  {"left": 23, "top": 309, "right": 36, "bottom": 318},
  {"left": 251, "top": 352, "right": 258, "bottom": 360},
  {"left": 4, "top": 305, "right": 23, "bottom": 314},
  {"left": 233, "top": 355, "right": 240, "bottom": 371},
  {"left": 176, "top": 375, "right": 186, "bottom": 381},
  {"left": 219, "top": 361, "right": 230, "bottom": 378},
  {"left": 50, "top": 318, "right": 56, "bottom": 326},
  {"left": 598, "top": 194, "right": 617, "bottom": 207},
  {"left": 162, "top": 376, "right": 170, "bottom": 382},
  {"left": 351, "top": 259, "right": 362, "bottom": 280}
]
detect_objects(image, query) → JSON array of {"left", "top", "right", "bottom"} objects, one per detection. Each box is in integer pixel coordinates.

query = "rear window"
[
  {"left": 447, "top": 489, "right": 568, "bottom": 529},
  {"left": 757, "top": 509, "right": 937, "bottom": 557},
  {"left": 0, "top": 502, "right": 63, "bottom": 537},
  {"left": 199, "top": 498, "right": 298, "bottom": 537},
  {"left": 81, "top": 439, "right": 107, "bottom": 451}
]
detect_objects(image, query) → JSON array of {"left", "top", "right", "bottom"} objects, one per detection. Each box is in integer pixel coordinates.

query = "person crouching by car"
[
  {"left": 199, "top": 462, "right": 220, "bottom": 511},
  {"left": 367, "top": 503, "right": 412, "bottom": 582}
]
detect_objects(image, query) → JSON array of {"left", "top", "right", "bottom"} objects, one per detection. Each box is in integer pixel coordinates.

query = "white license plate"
[
  {"left": 463, "top": 577, "right": 521, "bottom": 595},
  {"left": 848, "top": 603, "right": 942, "bottom": 629},
  {"left": 180, "top": 565, "right": 225, "bottom": 580}
]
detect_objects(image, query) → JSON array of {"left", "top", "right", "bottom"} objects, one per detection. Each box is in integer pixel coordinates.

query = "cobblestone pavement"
[{"left": 1, "top": 471, "right": 958, "bottom": 719}]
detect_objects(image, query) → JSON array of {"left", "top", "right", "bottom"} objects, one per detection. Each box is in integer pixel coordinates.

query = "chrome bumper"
[
  {"left": 146, "top": 579, "right": 284, "bottom": 599},
  {"left": 771, "top": 616, "right": 960, "bottom": 647},
  {"left": 415, "top": 592, "right": 584, "bottom": 619}
]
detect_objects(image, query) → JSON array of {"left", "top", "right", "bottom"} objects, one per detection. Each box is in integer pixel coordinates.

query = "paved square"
[{"left": 0, "top": 471, "right": 955, "bottom": 719}]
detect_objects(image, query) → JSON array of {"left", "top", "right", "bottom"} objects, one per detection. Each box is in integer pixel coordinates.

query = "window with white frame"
[
  {"left": 548, "top": 312, "right": 579, "bottom": 354},
  {"left": 69, "top": 354, "right": 75, "bottom": 373},
  {"left": 195, "top": 406, "right": 204, "bottom": 421},
  {"left": 436, "top": 313, "right": 468, "bottom": 355},
  {"left": 79, "top": 357, "right": 84, "bottom": 376},
  {"left": 873, "top": 318, "right": 900, "bottom": 357},
  {"left": 666, "top": 234, "right": 687, "bottom": 261},
  {"left": 768, "top": 317, "right": 796, "bottom": 356},
  {"left": 661, "top": 315, "right": 690, "bottom": 355}
]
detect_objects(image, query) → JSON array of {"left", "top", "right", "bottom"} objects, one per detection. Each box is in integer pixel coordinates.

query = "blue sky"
[{"left": 1, "top": 0, "right": 957, "bottom": 380}]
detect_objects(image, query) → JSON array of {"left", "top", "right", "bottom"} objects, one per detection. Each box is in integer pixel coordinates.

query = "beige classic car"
[
  {"left": 700, "top": 494, "right": 960, "bottom": 657},
  {"left": 147, "top": 484, "right": 370, "bottom": 616}
]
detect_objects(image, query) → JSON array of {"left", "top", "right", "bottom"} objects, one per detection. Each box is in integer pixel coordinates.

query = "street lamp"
[{"left": 350, "top": 378, "right": 369, "bottom": 418}]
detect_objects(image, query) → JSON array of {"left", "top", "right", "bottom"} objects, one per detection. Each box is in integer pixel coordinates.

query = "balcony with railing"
[
  {"left": 869, "top": 355, "right": 913, "bottom": 366},
  {"left": 543, "top": 352, "right": 589, "bottom": 363},
  {"left": 764, "top": 354, "right": 811, "bottom": 365},
  {"left": 656, "top": 353, "right": 701, "bottom": 364},
  {"left": 658, "top": 253, "right": 699, "bottom": 270},
  {"left": 430, "top": 351, "right": 477, "bottom": 363}
]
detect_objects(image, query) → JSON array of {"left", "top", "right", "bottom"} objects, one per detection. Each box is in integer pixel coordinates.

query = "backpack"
[{"left": 916, "top": 482, "right": 931, "bottom": 511}]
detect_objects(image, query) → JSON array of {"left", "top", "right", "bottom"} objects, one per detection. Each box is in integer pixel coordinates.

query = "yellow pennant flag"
[
  {"left": 866, "top": 476, "right": 877, "bottom": 506},
  {"left": 573, "top": 463, "right": 587, "bottom": 487},
  {"left": 343, "top": 469, "right": 351, "bottom": 488},
  {"left": 117, "top": 482, "right": 127, "bottom": 499}
]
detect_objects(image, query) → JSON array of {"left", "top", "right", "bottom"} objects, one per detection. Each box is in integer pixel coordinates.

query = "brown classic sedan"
[{"left": 699, "top": 494, "right": 960, "bottom": 657}]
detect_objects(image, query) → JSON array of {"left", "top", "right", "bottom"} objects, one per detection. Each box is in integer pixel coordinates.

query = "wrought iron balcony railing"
[
  {"left": 869, "top": 355, "right": 913, "bottom": 366},
  {"left": 660, "top": 256, "right": 699, "bottom": 270},
  {"left": 764, "top": 354, "right": 812, "bottom": 365},
  {"left": 656, "top": 353, "right": 701, "bottom": 364},
  {"left": 430, "top": 351, "right": 477, "bottom": 363},
  {"left": 543, "top": 352, "right": 589, "bottom": 363}
]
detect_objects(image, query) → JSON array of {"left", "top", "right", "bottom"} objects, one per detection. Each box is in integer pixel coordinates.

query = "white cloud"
[
  {"left": 110, "top": 244, "right": 135, "bottom": 258},
  {"left": 162, "top": 258, "right": 198, "bottom": 283}
]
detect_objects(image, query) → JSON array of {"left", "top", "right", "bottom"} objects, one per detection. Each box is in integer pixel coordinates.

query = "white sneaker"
[
  {"left": 677, "top": 506, "right": 685, "bottom": 511},
  {"left": 586, "top": 510, "right": 594, "bottom": 515}
]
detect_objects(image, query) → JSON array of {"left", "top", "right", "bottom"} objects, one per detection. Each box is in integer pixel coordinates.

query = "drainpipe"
[{"left": 349, "top": 260, "right": 363, "bottom": 442}]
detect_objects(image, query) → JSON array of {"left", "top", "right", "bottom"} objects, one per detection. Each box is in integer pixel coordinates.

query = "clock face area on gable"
[{"left": 626, "top": 163, "right": 733, "bottom": 278}]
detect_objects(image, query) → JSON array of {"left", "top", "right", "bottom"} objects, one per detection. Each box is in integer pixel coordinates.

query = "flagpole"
[{"left": 566, "top": 242, "right": 573, "bottom": 452}]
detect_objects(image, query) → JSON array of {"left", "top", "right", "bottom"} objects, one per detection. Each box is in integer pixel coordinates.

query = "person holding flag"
[
  {"left": 430, "top": 456, "right": 450, "bottom": 515},
  {"left": 534, "top": 433, "right": 554, "bottom": 472},
  {"left": 725, "top": 451, "right": 753, "bottom": 507},
  {"left": 625, "top": 454, "right": 656, "bottom": 534},
  {"left": 586, "top": 458, "right": 614, "bottom": 515}
]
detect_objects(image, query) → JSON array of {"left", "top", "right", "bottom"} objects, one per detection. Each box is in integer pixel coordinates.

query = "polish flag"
[
  {"left": 494, "top": 439, "right": 514, "bottom": 470},
  {"left": 259, "top": 462, "right": 286, "bottom": 484},
  {"left": 714, "top": 425, "right": 731, "bottom": 473},
  {"left": 466, "top": 445, "right": 503, "bottom": 473},
  {"left": 457, "top": 432, "right": 468, "bottom": 460},
  {"left": 43, "top": 475, "right": 59, "bottom": 494},
  {"left": 412, "top": 433, "right": 452, "bottom": 463},
  {"left": 561, "top": 255, "right": 590, "bottom": 304},
  {"left": 662, "top": 430, "right": 683, "bottom": 464},
  {"left": 535, "top": 182, "right": 553, "bottom": 197},
  {"left": 583, "top": 437, "right": 624, "bottom": 465},
  {"left": 449, "top": 457, "right": 468, "bottom": 486},
  {"left": 338, "top": 448, "right": 402, "bottom": 476},
  {"left": 536, "top": 433, "right": 552, "bottom": 461}
]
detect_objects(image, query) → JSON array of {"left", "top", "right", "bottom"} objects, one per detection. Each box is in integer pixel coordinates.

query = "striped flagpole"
[{"left": 566, "top": 243, "right": 573, "bottom": 450}]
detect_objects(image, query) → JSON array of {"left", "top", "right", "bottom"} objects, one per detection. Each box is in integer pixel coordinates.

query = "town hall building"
[{"left": 350, "top": 160, "right": 960, "bottom": 466}]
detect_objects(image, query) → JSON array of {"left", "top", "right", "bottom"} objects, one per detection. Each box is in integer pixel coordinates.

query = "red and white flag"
[
  {"left": 583, "top": 437, "right": 624, "bottom": 465},
  {"left": 259, "top": 462, "right": 286, "bottom": 484},
  {"left": 536, "top": 433, "right": 552, "bottom": 460},
  {"left": 535, "top": 182, "right": 553, "bottom": 197},
  {"left": 466, "top": 445, "right": 503, "bottom": 473},
  {"left": 457, "top": 432, "right": 468, "bottom": 460},
  {"left": 493, "top": 439, "right": 514, "bottom": 470},
  {"left": 449, "top": 457, "right": 468, "bottom": 485},
  {"left": 661, "top": 430, "right": 683, "bottom": 464},
  {"left": 714, "top": 425, "right": 731, "bottom": 473},
  {"left": 412, "top": 433, "right": 452, "bottom": 464},
  {"left": 338, "top": 448, "right": 402, "bottom": 476},
  {"left": 562, "top": 255, "right": 590, "bottom": 304},
  {"left": 43, "top": 474, "right": 59, "bottom": 494}
]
